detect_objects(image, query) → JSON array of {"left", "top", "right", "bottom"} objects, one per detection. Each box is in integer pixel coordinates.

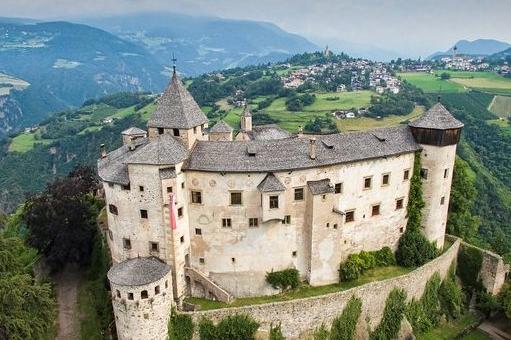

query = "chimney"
[
  {"left": 309, "top": 138, "right": 316, "bottom": 160},
  {"left": 128, "top": 139, "right": 136, "bottom": 151},
  {"left": 100, "top": 144, "right": 107, "bottom": 158}
]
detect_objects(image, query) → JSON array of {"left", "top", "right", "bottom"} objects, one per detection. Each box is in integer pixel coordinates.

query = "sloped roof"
[
  {"left": 408, "top": 103, "right": 464, "bottom": 130},
  {"left": 184, "top": 125, "right": 420, "bottom": 173},
  {"left": 148, "top": 72, "right": 208, "bottom": 129},
  {"left": 97, "top": 138, "right": 147, "bottom": 185},
  {"left": 107, "top": 257, "right": 170, "bottom": 286},
  {"left": 236, "top": 125, "right": 292, "bottom": 141},
  {"left": 126, "top": 134, "right": 188, "bottom": 165},
  {"left": 308, "top": 179, "right": 334, "bottom": 195},
  {"left": 257, "top": 173, "right": 286, "bottom": 192},
  {"left": 210, "top": 120, "right": 233, "bottom": 133},
  {"left": 122, "top": 127, "right": 146, "bottom": 135}
]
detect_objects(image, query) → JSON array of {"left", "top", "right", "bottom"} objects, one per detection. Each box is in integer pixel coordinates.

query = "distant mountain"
[
  {"left": 428, "top": 39, "right": 511, "bottom": 59},
  {"left": 313, "top": 37, "right": 405, "bottom": 62},
  {"left": 487, "top": 47, "right": 511, "bottom": 62},
  {"left": 81, "top": 12, "right": 318, "bottom": 76}
]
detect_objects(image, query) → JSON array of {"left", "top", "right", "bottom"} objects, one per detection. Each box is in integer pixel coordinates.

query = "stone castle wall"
[{"left": 186, "top": 238, "right": 461, "bottom": 338}]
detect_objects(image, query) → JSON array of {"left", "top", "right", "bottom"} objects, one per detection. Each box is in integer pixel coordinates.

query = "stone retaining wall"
[{"left": 186, "top": 238, "right": 461, "bottom": 338}]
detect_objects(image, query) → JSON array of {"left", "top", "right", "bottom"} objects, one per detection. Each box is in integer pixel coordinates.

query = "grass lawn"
[
  {"left": 8, "top": 133, "right": 53, "bottom": 153},
  {"left": 417, "top": 313, "right": 488, "bottom": 340},
  {"left": 489, "top": 95, "right": 511, "bottom": 117},
  {"left": 436, "top": 71, "right": 511, "bottom": 95},
  {"left": 185, "top": 265, "right": 413, "bottom": 311},
  {"left": 338, "top": 106, "right": 425, "bottom": 133},
  {"left": 398, "top": 72, "right": 466, "bottom": 93}
]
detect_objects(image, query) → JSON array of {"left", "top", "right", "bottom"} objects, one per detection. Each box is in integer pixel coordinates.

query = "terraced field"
[
  {"left": 398, "top": 72, "right": 466, "bottom": 93},
  {"left": 489, "top": 95, "right": 511, "bottom": 117}
]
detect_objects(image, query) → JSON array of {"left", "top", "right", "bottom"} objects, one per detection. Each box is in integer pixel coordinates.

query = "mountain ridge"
[{"left": 428, "top": 38, "right": 511, "bottom": 59}]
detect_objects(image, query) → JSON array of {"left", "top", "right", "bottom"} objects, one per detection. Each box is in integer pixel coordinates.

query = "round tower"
[
  {"left": 108, "top": 257, "right": 173, "bottom": 340},
  {"left": 409, "top": 103, "right": 463, "bottom": 248}
]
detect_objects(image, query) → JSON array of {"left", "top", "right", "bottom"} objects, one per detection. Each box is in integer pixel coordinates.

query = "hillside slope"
[{"left": 428, "top": 39, "right": 511, "bottom": 59}]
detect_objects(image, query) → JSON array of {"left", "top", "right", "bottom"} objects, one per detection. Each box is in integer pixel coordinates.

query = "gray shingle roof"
[
  {"left": 408, "top": 103, "right": 464, "bottom": 130},
  {"left": 257, "top": 173, "right": 286, "bottom": 192},
  {"left": 122, "top": 127, "right": 147, "bottom": 135},
  {"left": 184, "top": 125, "right": 420, "bottom": 173},
  {"left": 210, "top": 120, "right": 233, "bottom": 133},
  {"left": 127, "top": 134, "right": 188, "bottom": 165},
  {"left": 147, "top": 72, "right": 208, "bottom": 129},
  {"left": 159, "top": 167, "right": 177, "bottom": 179},
  {"left": 308, "top": 179, "right": 334, "bottom": 195},
  {"left": 237, "top": 125, "right": 292, "bottom": 141},
  {"left": 107, "top": 257, "right": 170, "bottom": 286},
  {"left": 97, "top": 138, "right": 148, "bottom": 185}
]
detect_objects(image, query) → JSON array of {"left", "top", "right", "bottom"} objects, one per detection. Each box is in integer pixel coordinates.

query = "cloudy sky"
[{"left": 2, "top": 0, "right": 510, "bottom": 57}]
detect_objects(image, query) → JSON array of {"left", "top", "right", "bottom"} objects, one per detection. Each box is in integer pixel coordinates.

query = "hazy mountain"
[
  {"left": 313, "top": 37, "right": 405, "bottom": 61},
  {"left": 428, "top": 39, "right": 511, "bottom": 59},
  {"left": 81, "top": 12, "right": 318, "bottom": 76},
  {"left": 487, "top": 47, "right": 511, "bottom": 62}
]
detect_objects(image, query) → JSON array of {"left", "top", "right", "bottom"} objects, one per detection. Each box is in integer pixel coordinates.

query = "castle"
[{"left": 99, "top": 68, "right": 463, "bottom": 340}]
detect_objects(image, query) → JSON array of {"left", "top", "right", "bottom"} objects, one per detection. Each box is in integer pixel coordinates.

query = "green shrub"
[
  {"left": 339, "top": 247, "right": 396, "bottom": 282},
  {"left": 313, "top": 325, "right": 330, "bottom": 340},
  {"left": 330, "top": 296, "right": 362, "bottom": 340},
  {"left": 370, "top": 289, "right": 407, "bottom": 340},
  {"left": 168, "top": 308, "right": 194, "bottom": 340},
  {"left": 269, "top": 323, "right": 285, "bottom": 340},
  {"left": 421, "top": 273, "right": 442, "bottom": 326},
  {"left": 358, "top": 251, "right": 377, "bottom": 270},
  {"left": 457, "top": 246, "right": 483, "bottom": 290},
  {"left": 476, "top": 291, "right": 500, "bottom": 318},
  {"left": 339, "top": 255, "right": 364, "bottom": 281},
  {"left": 373, "top": 247, "right": 396, "bottom": 267},
  {"left": 406, "top": 299, "right": 433, "bottom": 334},
  {"left": 498, "top": 283, "right": 511, "bottom": 319},
  {"left": 199, "top": 314, "right": 260, "bottom": 340},
  {"left": 438, "top": 270, "right": 463, "bottom": 320},
  {"left": 266, "top": 268, "right": 300, "bottom": 291},
  {"left": 395, "top": 229, "right": 437, "bottom": 267}
]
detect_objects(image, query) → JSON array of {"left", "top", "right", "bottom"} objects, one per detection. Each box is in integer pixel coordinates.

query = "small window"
[
  {"left": 141, "top": 290, "right": 148, "bottom": 299},
  {"left": 109, "top": 204, "right": 118, "bottom": 215},
  {"left": 199, "top": 257, "right": 205, "bottom": 264},
  {"left": 363, "top": 177, "right": 372, "bottom": 189},
  {"left": 372, "top": 204, "right": 381, "bottom": 216},
  {"left": 173, "top": 128, "right": 180, "bottom": 136},
  {"left": 294, "top": 188, "right": 304, "bottom": 201},
  {"left": 157, "top": 127, "right": 164, "bottom": 135},
  {"left": 269, "top": 195, "right": 279, "bottom": 209},
  {"left": 345, "top": 210, "right": 355, "bottom": 223},
  {"left": 440, "top": 196, "right": 445, "bottom": 205},
  {"left": 122, "top": 184, "right": 130, "bottom": 191},
  {"left": 165, "top": 280, "right": 168, "bottom": 288},
  {"left": 249, "top": 218, "right": 259, "bottom": 228},
  {"left": 396, "top": 198, "right": 404, "bottom": 210},
  {"left": 282, "top": 215, "right": 291, "bottom": 224},
  {"left": 292, "top": 251, "right": 297, "bottom": 257},
  {"left": 326, "top": 223, "right": 330, "bottom": 228},
  {"left": 128, "top": 292, "right": 134, "bottom": 300},
  {"left": 400, "top": 227, "right": 404, "bottom": 233},
  {"left": 420, "top": 168, "right": 428, "bottom": 180},
  {"left": 150, "top": 242, "right": 159, "bottom": 252},
  {"left": 403, "top": 169, "right": 410, "bottom": 181},
  {"left": 140, "top": 209, "right": 148, "bottom": 219},
  {"left": 333, "top": 224, "right": 338, "bottom": 229},
  {"left": 231, "top": 257, "right": 236, "bottom": 263},
  {"left": 180, "top": 236, "right": 184, "bottom": 243},
  {"left": 222, "top": 218, "right": 232, "bottom": 228},
  {"left": 139, "top": 185, "right": 144, "bottom": 192},
  {"left": 193, "top": 126, "right": 197, "bottom": 134},
  {"left": 123, "top": 238, "right": 131, "bottom": 250},
  {"left": 167, "top": 186, "right": 173, "bottom": 193},
  {"left": 444, "top": 169, "right": 449, "bottom": 179},
  {"left": 335, "top": 182, "right": 343, "bottom": 194},
  {"left": 191, "top": 191, "right": 202, "bottom": 204},
  {"left": 230, "top": 192, "right": 242, "bottom": 205},
  {"left": 108, "top": 183, "right": 114, "bottom": 188},
  {"left": 382, "top": 173, "right": 390, "bottom": 186},
  {"left": 108, "top": 229, "right": 113, "bottom": 240},
  {"left": 155, "top": 286, "right": 160, "bottom": 295},
  {"left": 195, "top": 228, "right": 202, "bottom": 235},
  {"left": 116, "top": 290, "right": 121, "bottom": 298},
  {"left": 178, "top": 207, "right": 183, "bottom": 217},
  {"left": 181, "top": 182, "right": 185, "bottom": 189}
]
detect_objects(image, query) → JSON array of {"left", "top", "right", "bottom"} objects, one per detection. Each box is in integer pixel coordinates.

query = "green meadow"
[{"left": 397, "top": 72, "right": 466, "bottom": 93}]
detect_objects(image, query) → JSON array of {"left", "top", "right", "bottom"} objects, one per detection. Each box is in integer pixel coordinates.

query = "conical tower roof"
[
  {"left": 409, "top": 103, "right": 463, "bottom": 130},
  {"left": 148, "top": 71, "right": 208, "bottom": 129}
]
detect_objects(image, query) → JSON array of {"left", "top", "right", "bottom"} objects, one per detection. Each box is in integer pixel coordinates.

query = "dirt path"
[{"left": 54, "top": 264, "right": 82, "bottom": 340}]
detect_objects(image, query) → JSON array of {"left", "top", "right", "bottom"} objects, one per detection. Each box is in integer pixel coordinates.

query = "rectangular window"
[
  {"left": 372, "top": 204, "right": 381, "bottom": 216},
  {"left": 167, "top": 186, "right": 173, "bottom": 193},
  {"left": 199, "top": 257, "right": 205, "bottom": 264},
  {"left": 180, "top": 236, "right": 184, "bottom": 243},
  {"left": 249, "top": 218, "right": 259, "bottom": 228},
  {"left": 150, "top": 242, "right": 159, "bottom": 252},
  {"left": 108, "top": 204, "right": 118, "bottom": 215},
  {"left": 333, "top": 224, "right": 338, "bottom": 229},
  {"left": 382, "top": 173, "right": 390, "bottom": 186},
  {"left": 294, "top": 188, "right": 304, "bottom": 201},
  {"left": 173, "top": 128, "right": 180, "bottom": 136},
  {"left": 108, "top": 183, "right": 114, "bottom": 188},
  {"left": 116, "top": 290, "right": 121, "bottom": 298},
  {"left": 178, "top": 207, "right": 183, "bottom": 217},
  {"left": 230, "top": 192, "right": 242, "bottom": 205},
  {"left": 193, "top": 127, "right": 197, "bottom": 134},
  {"left": 282, "top": 215, "right": 291, "bottom": 225},
  {"left": 195, "top": 228, "right": 202, "bottom": 235},
  {"left": 191, "top": 191, "right": 202, "bottom": 204},
  {"left": 222, "top": 218, "right": 232, "bottom": 228},
  {"left": 444, "top": 168, "right": 449, "bottom": 179},
  {"left": 335, "top": 182, "right": 343, "bottom": 194},
  {"left": 269, "top": 195, "right": 279, "bottom": 209},
  {"left": 141, "top": 290, "right": 148, "bottom": 299},
  {"left": 181, "top": 182, "right": 185, "bottom": 189},
  {"left": 128, "top": 292, "right": 134, "bottom": 300},
  {"left": 345, "top": 210, "right": 355, "bottom": 223},
  {"left": 157, "top": 127, "right": 164, "bottom": 135},
  {"left": 404, "top": 169, "right": 410, "bottom": 181},
  {"left": 292, "top": 251, "right": 297, "bottom": 257},
  {"left": 363, "top": 176, "right": 372, "bottom": 189},
  {"left": 123, "top": 238, "right": 131, "bottom": 250},
  {"left": 441, "top": 196, "right": 445, "bottom": 205},
  {"left": 139, "top": 185, "right": 144, "bottom": 192},
  {"left": 420, "top": 168, "right": 428, "bottom": 180},
  {"left": 396, "top": 198, "right": 404, "bottom": 210},
  {"left": 140, "top": 209, "right": 148, "bottom": 219},
  {"left": 155, "top": 286, "right": 160, "bottom": 295},
  {"left": 122, "top": 184, "right": 130, "bottom": 191}
]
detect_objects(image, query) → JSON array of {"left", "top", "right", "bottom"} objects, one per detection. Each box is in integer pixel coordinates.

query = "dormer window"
[{"left": 173, "top": 128, "right": 180, "bottom": 136}]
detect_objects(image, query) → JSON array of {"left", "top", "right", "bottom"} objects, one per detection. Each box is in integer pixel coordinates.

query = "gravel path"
[{"left": 55, "top": 264, "right": 82, "bottom": 340}]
